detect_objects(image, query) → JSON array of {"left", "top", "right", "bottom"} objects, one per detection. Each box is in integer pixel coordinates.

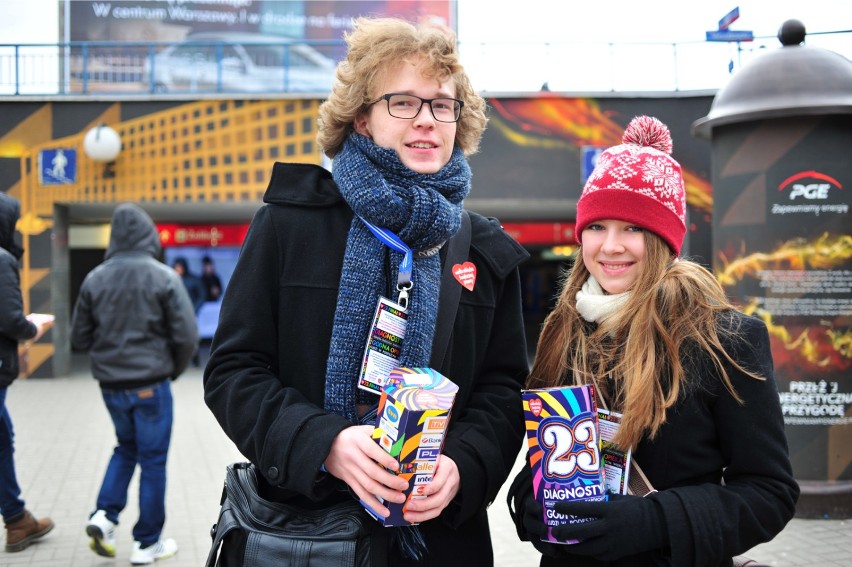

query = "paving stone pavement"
[{"left": 2, "top": 361, "right": 849, "bottom": 566}]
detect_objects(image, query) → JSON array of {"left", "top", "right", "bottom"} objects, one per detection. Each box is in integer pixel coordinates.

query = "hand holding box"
[
  {"left": 523, "top": 385, "right": 606, "bottom": 544},
  {"left": 364, "top": 367, "right": 458, "bottom": 526}
]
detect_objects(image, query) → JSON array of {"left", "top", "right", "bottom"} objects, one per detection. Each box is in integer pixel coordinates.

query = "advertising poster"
[
  {"left": 69, "top": 1, "right": 454, "bottom": 41},
  {"left": 711, "top": 117, "right": 852, "bottom": 484},
  {"left": 65, "top": 0, "right": 455, "bottom": 93},
  {"left": 469, "top": 95, "right": 714, "bottom": 262}
]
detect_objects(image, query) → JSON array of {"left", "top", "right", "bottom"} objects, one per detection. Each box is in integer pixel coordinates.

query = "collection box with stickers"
[
  {"left": 363, "top": 367, "right": 458, "bottom": 526},
  {"left": 523, "top": 384, "right": 606, "bottom": 543}
]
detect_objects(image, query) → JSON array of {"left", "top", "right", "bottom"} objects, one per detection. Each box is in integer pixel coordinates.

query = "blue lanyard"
[{"left": 360, "top": 217, "right": 414, "bottom": 309}]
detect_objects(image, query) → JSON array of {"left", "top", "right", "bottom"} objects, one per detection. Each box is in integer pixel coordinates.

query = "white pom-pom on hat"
[{"left": 621, "top": 115, "right": 673, "bottom": 155}]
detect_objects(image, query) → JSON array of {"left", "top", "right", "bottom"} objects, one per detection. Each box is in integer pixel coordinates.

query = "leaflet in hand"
[
  {"left": 26, "top": 313, "right": 55, "bottom": 327},
  {"left": 598, "top": 408, "right": 632, "bottom": 496}
]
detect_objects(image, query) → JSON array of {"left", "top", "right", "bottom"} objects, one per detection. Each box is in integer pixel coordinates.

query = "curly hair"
[
  {"left": 317, "top": 17, "right": 487, "bottom": 158},
  {"left": 527, "top": 232, "right": 765, "bottom": 450}
]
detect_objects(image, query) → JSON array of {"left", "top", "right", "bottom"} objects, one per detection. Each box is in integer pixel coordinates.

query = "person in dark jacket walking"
[
  {"left": 71, "top": 203, "right": 198, "bottom": 565},
  {"left": 507, "top": 117, "right": 799, "bottom": 566},
  {"left": 204, "top": 17, "right": 529, "bottom": 566},
  {"left": 0, "top": 193, "right": 54, "bottom": 553}
]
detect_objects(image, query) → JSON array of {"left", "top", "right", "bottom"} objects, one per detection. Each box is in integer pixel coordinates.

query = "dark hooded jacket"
[
  {"left": 71, "top": 203, "right": 199, "bottom": 389},
  {"left": 0, "top": 193, "right": 37, "bottom": 385}
]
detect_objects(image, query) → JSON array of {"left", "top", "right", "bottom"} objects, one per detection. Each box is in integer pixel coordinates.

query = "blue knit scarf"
[
  {"left": 325, "top": 133, "right": 470, "bottom": 560},
  {"left": 325, "top": 132, "right": 471, "bottom": 422}
]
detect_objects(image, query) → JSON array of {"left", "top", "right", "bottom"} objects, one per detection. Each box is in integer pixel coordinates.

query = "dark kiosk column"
[{"left": 693, "top": 20, "right": 852, "bottom": 519}]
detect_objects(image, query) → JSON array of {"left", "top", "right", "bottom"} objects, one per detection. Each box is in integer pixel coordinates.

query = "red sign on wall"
[
  {"left": 157, "top": 224, "right": 250, "bottom": 247},
  {"left": 158, "top": 221, "right": 577, "bottom": 248},
  {"left": 501, "top": 222, "right": 576, "bottom": 245}
]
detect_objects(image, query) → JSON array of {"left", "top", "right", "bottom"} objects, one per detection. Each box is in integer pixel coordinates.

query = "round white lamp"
[{"left": 83, "top": 124, "right": 122, "bottom": 162}]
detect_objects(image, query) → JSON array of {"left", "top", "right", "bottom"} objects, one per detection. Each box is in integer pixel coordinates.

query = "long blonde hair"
[
  {"left": 317, "top": 17, "right": 487, "bottom": 158},
  {"left": 527, "top": 233, "right": 764, "bottom": 449}
]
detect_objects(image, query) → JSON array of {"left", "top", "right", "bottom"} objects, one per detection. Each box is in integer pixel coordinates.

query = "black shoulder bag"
[{"left": 205, "top": 462, "right": 373, "bottom": 567}]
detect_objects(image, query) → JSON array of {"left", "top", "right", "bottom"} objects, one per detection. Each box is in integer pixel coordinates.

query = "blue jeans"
[
  {"left": 0, "top": 387, "right": 25, "bottom": 523},
  {"left": 96, "top": 380, "right": 173, "bottom": 545}
]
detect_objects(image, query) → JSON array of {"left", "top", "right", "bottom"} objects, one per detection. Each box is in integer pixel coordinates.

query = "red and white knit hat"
[{"left": 576, "top": 116, "right": 686, "bottom": 255}]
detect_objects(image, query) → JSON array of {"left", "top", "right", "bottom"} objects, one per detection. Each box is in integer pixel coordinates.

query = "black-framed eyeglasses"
[{"left": 370, "top": 93, "right": 464, "bottom": 123}]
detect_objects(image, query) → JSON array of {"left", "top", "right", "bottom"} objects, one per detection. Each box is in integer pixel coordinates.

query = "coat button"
[{"left": 268, "top": 466, "right": 279, "bottom": 479}]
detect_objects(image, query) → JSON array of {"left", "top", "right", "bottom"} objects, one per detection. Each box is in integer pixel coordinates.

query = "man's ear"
[{"left": 353, "top": 113, "right": 370, "bottom": 137}]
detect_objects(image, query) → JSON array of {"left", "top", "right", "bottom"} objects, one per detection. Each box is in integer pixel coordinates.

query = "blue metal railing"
[
  {"left": 1, "top": 32, "right": 849, "bottom": 96},
  {"left": 0, "top": 39, "right": 342, "bottom": 96}
]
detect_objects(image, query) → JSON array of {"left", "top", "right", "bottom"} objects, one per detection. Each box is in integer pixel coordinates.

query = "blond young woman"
[{"left": 508, "top": 116, "right": 799, "bottom": 566}]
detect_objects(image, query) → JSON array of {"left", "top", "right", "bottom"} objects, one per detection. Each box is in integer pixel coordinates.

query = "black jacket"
[
  {"left": 0, "top": 194, "right": 36, "bottom": 385},
  {"left": 204, "top": 163, "right": 530, "bottom": 566},
  {"left": 71, "top": 204, "right": 199, "bottom": 388},
  {"left": 509, "top": 311, "right": 799, "bottom": 567}
]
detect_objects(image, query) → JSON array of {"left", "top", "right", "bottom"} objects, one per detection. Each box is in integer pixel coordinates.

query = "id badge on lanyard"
[{"left": 357, "top": 218, "right": 413, "bottom": 394}]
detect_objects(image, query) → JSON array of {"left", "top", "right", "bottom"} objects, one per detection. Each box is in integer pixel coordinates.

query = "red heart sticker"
[
  {"left": 452, "top": 262, "right": 477, "bottom": 291},
  {"left": 529, "top": 398, "right": 542, "bottom": 417}
]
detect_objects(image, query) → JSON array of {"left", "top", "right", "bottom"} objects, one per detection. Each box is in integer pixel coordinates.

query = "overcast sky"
[
  {"left": 455, "top": 0, "right": 851, "bottom": 92},
  {"left": 457, "top": 0, "right": 845, "bottom": 43}
]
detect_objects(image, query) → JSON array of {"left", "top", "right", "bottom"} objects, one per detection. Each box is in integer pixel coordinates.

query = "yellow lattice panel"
[
  {"left": 23, "top": 98, "right": 323, "bottom": 216},
  {"left": 16, "top": 98, "right": 323, "bottom": 376}
]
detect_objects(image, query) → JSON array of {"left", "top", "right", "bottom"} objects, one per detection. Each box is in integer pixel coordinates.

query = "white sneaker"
[
  {"left": 130, "top": 538, "right": 178, "bottom": 565},
  {"left": 86, "top": 509, "right": 117, "bottom": 558}
]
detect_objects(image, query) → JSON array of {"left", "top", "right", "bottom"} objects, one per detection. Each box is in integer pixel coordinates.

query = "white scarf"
[{"left": 575, "top": 276, "right": 629, "bottom": 324}]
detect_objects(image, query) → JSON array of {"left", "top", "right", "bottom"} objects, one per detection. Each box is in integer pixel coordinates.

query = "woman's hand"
[
  {"left": 402, "top": 454, "right": 460, "bottom": 523},
  {"left": 517, "top": 486, "right": 566, "bottom": 558},
  {"left": 551, "top": 493, "right": 669, "bottom": 560},
  {"left": 324, "top": 425, "right": 408, "bottom": 517}
]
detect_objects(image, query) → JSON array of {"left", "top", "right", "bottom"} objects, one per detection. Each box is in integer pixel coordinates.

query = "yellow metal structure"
[{"left": 15, "top": 98, "right": 323, "bottom": 376}]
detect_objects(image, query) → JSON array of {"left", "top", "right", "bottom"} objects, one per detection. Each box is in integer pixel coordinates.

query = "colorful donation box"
[
  {"left": 523, "top": 385, "right": 606, "bottom": 543},
  {"left": 364, "top": 367, "right": 458, "bottom": 526}
]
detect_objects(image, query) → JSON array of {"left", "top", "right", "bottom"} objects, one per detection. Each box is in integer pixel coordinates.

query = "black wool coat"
[
  {"left": 0, "top": 195, "right": 36, "bottom": 385},
  {"left": 0, "top": 249, "right": 36, "bottom": 385},
  {"left": 204, "top": 162, "right": 531, "bottom": 566},
  {"left": 509, "top": 311, "right": 799, "bottom": 567}
]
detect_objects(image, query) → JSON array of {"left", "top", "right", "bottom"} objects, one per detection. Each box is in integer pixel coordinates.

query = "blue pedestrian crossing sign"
[{"left": 39, "top": 148, "right": 77, "bottom": 185}]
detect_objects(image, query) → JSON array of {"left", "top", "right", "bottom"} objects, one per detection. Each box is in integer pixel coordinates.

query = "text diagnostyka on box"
[
  {"left": 365, "top": 367, "right": 458, "bottom": 526},
  {"left": 523, "top": 385, "right": 606, "bottom": 543}
]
